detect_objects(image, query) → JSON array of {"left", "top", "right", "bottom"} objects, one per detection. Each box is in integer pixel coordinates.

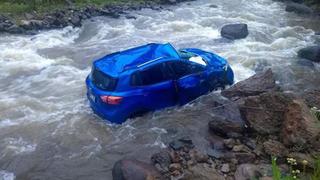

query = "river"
[{"left": 0, "top": 0, "right": 320, "bottom": 179}]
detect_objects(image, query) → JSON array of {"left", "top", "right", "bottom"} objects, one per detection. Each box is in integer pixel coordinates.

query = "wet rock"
[
  {"left": 282, "top": 100, "right": 320, "bottom": 150},
  {"left": 112, "top": 159, "right": 162, "bottom": 180},
  {"left": 70, "top": 15, "right": 81, "bottom": 27},
  {"left": 189, "top": 150, "right": 209, "bottom": 163},
  {"left": 234, "top": 164, "right": 271, "bottom": 180},
  {"left": 286, "top": 3, "right": 313, "bottom": 14},
  {"left": 160, "top": 0, "right": 177, "bottom": 4},
  {"left": 20, "top": 20, "right": 45, "bottom": 30},
  {"left": 221, "top": 163, "right": 230, "bottom": 173},
  {"left": 169, "top": 163, "right": 182, "bottom": 172},
  {"left": 298, "top": 46, "right": 320, "bottom": 62},
  {"left": 185, "top": 163, "right": 225, "bottom": 180},
  {"left": 263, "top": 140, "right": 288, "bottom": 157},
  {"left": 221, "top": 69, "right": 279, "bottom": 100},
  {"left": 169, "top": 140, "right": 185, "bottom": 151},
  {"left": 221, "top": 23, "right": 249, "bottom": 40},
  {"left": 240, "top": 92, "right": 292, "bottom": 135},
  {"left": 208, "top": 115, "right": 245, "bottom": 137},
  {"left": 169, "top": 137, "right": 194, "bottom": 151},
  {"left": 209, "top": 4, "right": 218, "bottom": 8},
  {"left": 207, "top": 149, "right": 224, "bottom": 159},
  {"left": 151, "top": 150, "right": 171, "bottom": 172},
  {"left": 242, "top": 138, "right": 257, "bottom": 150},
  {"left": 232, "top": 145, "right": 251, "bottom": 153},
  {"left": 170, "top": 151, "right": 182, "bottom": 163},
  {"left": 6, "top": 25, "right": 24, "bottom": 34},
  {"left": 234, "top": 153, "right": 256, "bottom": 164},
  {"left": 302, "top": 89, "right": 320, "bottom": 108},
  {"left": 223, "top": 139, "right": 236, "bottom": 149}
]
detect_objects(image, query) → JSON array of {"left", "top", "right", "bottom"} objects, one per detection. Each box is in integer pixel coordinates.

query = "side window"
[
  {"left": 168, "top": 61, "right": 205, "bottom": 79},
  {"left": 131, "top": 63, "right": 172, "bottom": 86}
]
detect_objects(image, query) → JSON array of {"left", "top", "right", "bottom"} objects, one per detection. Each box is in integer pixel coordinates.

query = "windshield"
[
  {"left": 179, "top": 50, "right": 207, "bottom": 66},
  {"left": 91, "top": 66, "right": 118, "bottom": 91}
]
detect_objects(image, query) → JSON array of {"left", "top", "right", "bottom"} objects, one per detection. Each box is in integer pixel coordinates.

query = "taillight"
[{"left": 100, "top": 96, "right": 123, "bottom": 105}]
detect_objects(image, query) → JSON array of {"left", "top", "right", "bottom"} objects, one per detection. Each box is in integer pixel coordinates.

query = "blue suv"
[{"left": 86, "top": 43, "right": 234, "bottom": 124}]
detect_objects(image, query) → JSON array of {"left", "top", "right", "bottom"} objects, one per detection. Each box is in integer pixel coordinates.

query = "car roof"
[{"left": 94, "top": 43, "right": 181, "bottom": 77}]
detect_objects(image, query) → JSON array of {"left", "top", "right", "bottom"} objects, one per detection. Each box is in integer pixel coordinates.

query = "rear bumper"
[{"left": 87, "top": 93, "right": 127, "bottom": 124}]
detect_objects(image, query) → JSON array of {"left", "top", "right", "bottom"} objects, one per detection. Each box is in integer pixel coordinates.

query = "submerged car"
[{"left": 86, "top": 43, "right": 234, "bottom": 123}]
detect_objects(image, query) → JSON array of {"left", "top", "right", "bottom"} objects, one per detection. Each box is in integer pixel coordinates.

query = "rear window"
[
  {"left": 91, "top": 67, "right": 117, "bottom": 91},
  {"left": 131, "top": 63, "right": 172, "bottom": 86}
]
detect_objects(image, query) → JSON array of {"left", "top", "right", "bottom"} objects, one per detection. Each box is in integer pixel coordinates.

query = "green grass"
[{"left": 272, "top": 156, "right": 320, "bottom": 180}]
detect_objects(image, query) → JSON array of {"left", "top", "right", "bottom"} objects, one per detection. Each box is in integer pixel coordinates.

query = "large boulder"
[
  {"left": 240, "top": 92, "right": 292, "bottom": 135},
  {"left": 298, "top": 46, "right": 320, "bottom": 62},
  {"left": 221, "top": 23, "right": 249, "bottom": 40},
  {"left": 208, "top": 115, "right": 245, "bottom": 137},
  {"left": 285, "top": 3, "right": 313, "bottom": 14},
  {"left": 112, "top": 159, "right": 162, "bottom": 180},
  {"left": 221, "top": 69, "right": 279, "bottom": 100},
  {"left": 184, "top": 163, "right": 225, "bottom": 180},
  {"left": 281, "top": 100, "right": 320, "bottom": 150}
]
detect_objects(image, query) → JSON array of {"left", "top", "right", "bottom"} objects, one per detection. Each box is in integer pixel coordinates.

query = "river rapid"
[{"left": 0, "top": 0, "right": 320, "bottom": 179}]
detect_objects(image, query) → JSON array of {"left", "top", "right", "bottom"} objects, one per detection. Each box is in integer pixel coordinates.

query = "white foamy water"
[
  {"left": 0, "top": 0, "right": 319, "bottom": 179},
  {"left": 0, "top": 171, "right": 15, "bottom": 180}
]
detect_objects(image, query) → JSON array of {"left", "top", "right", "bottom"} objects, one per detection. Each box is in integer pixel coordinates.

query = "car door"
[
  {"left": 134, "top": 62, "right": 177, "bottom": 110},
  {"left": 167, "top": 61, "right": 209, "bottom": 105}
]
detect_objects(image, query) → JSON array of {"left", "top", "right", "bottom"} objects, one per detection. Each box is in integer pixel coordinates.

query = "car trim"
[{"left": 137, "top": 57, "right": 164, "bottom": 68}]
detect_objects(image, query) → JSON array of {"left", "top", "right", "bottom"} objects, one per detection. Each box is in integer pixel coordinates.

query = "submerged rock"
[
  {"left": 221, "top": 69, "right": 279, "bottom": 100},
  {"left": 282, "top": 100, "right": 320, "bottom": 150},
  {"left": 112, "top": 159, "right": 162, "bottom": 180},
  {"left": 221, "top": 23, "right": 249, "bottom": 40},
  {"left": 286, "top": 3, "right": 313, "bottom": 14},
  {"left": 298, "top": 46, "right": 320, "bottom": 62}
]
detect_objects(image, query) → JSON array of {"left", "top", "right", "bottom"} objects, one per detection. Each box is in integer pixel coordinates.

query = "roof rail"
[{"left": 137, "top": 57, "right": 164, "bottom": 68}]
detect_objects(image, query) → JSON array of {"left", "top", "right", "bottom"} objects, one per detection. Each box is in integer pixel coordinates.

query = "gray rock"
[
  {"left": 221, "top": 23, "right": 249, "bottom": 40},
  {"left": 207, "top": 149, "right": 224, "bottom": 159},
  {"left": 286, "top": 3, "right": 313, "bottom": 14},
  {"left": 208, "top": 115, "right": 245, "bottom": 137},
  {"left": 221, "top": 69, "right": 279, "bottom": 100},
  {"left": 298, "top": 46, "right": 320, "bottom": 62},
  {"left": 221, "top": 163, "right": 230, "bottom": 173}
]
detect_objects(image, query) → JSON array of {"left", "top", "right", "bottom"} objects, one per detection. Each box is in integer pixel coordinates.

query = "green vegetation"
[
  {"left": 272, "top": 157, "right": 320, "bottom": 180},
  {"left": 0, "top": 0, "right": 147, "bottom": 16}
]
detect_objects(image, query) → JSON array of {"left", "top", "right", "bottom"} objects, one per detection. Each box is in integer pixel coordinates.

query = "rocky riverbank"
[
  {"left": 112, "top": 69, "right": 320, "bottom": 180},
  {"left": 0, "top": 0, "right": 193, "bottom": 35}
]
